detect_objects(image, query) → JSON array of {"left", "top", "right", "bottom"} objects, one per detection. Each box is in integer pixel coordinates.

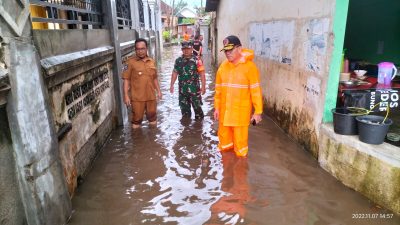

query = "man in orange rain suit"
[{"left": 213, "top": 35, "right": 263, "bottom": 157}]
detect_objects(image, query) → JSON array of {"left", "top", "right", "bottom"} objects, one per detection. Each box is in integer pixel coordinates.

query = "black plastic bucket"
[
  {"left": 331, "top": 108, "right": 359, "bottom": 135},
  {"left": 356, "top": 115, "right": 393, "bottom": 144}
]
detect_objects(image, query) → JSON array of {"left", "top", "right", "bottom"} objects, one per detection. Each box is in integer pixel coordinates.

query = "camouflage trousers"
[{"left": 179, "top": 94, "right": 204, "bottom": 119}]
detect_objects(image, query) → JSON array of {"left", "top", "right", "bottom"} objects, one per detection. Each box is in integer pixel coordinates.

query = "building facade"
[
  {"left": 206, "top": 0, "right": 400, "bottom": 214},
  {"left": 0, "top": 1, "right": 162, "bottom": 224}
]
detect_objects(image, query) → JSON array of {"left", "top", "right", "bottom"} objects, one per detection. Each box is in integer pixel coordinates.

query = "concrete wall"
[
  {"left": 215, "top": 0, "right": 336, "bottom": 156},
  {"left": 319, "top": 124, "right": 400, "bottom": 214},
  {"left": 7, "top": 37, "right": 72, "bottom": 225},
  {"left": 119, "top": 30, "right": 137, "bottom": 43},
  {"left": 32, "top": 28, "right": 140, "bottom": 196},
  {"left": 32, "top": 28, "right": 123, "bottom": 195},
  {"left": 0, "top": 107, "right": 25, "bottom": 225},
  {"left": 44, "top": 58, "right": 116, "bottom": 194},
  {"left": 1, "top": 1, "right": 72, "bottom": 224},
  {"left": 33, "top": 30, "right": 111, "bottom": 58},
  {"left": 209, "top": 12, "right": 218, "bottom": 65}
]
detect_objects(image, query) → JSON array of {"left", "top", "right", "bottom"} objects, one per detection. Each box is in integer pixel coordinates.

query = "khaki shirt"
[{"left": 122, "top": 55, "right": 157, "bottom": 101}]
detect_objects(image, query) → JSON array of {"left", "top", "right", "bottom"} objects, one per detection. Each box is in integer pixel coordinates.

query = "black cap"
[
  {"left": 181, "top": 41, "right": 193, "bottom": 49},
  {"left": 220, "top": 35, "right": 242, "bottom": 51}
]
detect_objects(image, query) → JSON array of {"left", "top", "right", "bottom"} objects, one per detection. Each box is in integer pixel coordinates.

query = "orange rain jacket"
[{"left": 214, "top": 49, "right": 263, "bottom": 127}]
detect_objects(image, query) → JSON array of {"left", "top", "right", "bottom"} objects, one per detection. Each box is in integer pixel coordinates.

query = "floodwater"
[{"left": 68, "top": 46, "right": 400, "bottom": 225}]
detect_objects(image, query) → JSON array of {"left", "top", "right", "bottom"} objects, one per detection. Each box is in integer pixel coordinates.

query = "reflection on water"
[
  {"left": 207, "top": 152, "right": 250, "bottom": 224},
  {"left": 68, "top": 46, "right": 400, "bottom": 225}
]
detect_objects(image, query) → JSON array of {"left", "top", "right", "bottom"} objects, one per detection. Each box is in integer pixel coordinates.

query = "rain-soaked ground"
[{"left": 68, "top": 46, "right": 400, "bottom": 225}]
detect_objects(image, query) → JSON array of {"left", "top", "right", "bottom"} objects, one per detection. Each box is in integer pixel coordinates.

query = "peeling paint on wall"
[
  {"left": 303, "top": 18, "right": 330, "bottom": 73},
  {"left": 249, "top": 20, "right": 295, "bottom": 64},
  {"left": 303, "top": 76, "right": 321, "bottom": 109},
  {"left": 265, "top": 99, "right": 319, "bottom": 158},
  {"left": 49, "top": 62, "right": 114, "bottom": 195}
]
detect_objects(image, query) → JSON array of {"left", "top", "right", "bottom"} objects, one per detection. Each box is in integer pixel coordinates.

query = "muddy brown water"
[{"left": 68, "top": 46, "right": 400, "bottom": 225}]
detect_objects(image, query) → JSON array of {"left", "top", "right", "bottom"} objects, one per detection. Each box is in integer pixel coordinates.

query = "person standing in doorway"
[
  {"left": 193, "top": 35, "right": 203, "bottom": 58},
  {"left": 214, "top": 35, "right": 263, "bottom": 157},
  {"left": 170, "top": 41, "right": 206, "bottom": 119},
  {"left": 123, "top": 38, "right": 162, "bottom": 128}
]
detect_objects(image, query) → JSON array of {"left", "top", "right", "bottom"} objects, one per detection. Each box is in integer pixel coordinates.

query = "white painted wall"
[{"left": 215, "top": 0, "right": 336, "bottom": 155}]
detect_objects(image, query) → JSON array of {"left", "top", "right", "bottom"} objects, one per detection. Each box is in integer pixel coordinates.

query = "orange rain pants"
[{"left": 218, "top": 125, "right": 249, "bottom": 157}]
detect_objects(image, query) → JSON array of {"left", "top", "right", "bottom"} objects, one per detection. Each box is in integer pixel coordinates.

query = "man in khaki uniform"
[{"left": 123, "top": 38, "right": 162, "bottom": 128}]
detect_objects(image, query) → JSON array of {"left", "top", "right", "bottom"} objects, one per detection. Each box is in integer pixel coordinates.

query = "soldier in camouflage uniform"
[{"left": 170, "top": 41, "right": 206, "bottom": 119}]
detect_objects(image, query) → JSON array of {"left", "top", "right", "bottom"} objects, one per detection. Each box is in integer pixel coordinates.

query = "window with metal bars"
[
  {"left": 116, "top": 0, "right": 132, "bottom": 29},
  {"left": 29, "top": 0, "right": 103, "bottom": 29},
  {"left": 138, "top": 0, "right": 145, "bottom": 28}
]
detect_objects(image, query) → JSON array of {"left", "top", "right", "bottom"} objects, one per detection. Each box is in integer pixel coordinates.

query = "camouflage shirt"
[{"left": 173, "top": 56, "right": 204, "bottom": 96}]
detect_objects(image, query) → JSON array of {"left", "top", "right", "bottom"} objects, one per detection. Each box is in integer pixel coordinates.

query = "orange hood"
[
  {"left": 239, "top": 48, "right": 254, "bottom": 63},
  {"left": 223, "top": 48, "right": 255, "bottom": 65}
]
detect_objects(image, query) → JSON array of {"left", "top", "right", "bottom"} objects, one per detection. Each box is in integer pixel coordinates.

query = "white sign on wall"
[
  {"left": 249, "top": 21, "right": 295, "bottom": 64},
  {"left": 303, "top": 18, "right": 330, "bottom": 74}
]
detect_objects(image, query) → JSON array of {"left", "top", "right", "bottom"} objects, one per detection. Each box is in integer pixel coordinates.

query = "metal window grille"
[
  {"left": 116, "top": 0, "right": 132, "bottom": 29},
  {"left": 30, "top": 0, "right": 103, "bottom": 29},
  {"left": 148, "top": 5, "right": 152, "bottom": 29},
  {"left": 138, "top": 0, "right": 145, "bottom": 28}
]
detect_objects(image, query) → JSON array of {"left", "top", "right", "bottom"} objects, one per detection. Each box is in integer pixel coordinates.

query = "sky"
[
  {"left": 186, "top": 0, "right": 203, "bottom": 8},
  {"left": 164, "top": 0, "right": 204, "bottom": 10}
]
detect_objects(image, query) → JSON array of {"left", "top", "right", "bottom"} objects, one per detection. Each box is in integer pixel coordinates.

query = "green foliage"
[
  {"left": 173, "top": 0, "right": 188, "bottom": 15},
  {"left": 163, "top": 31, "right": 172, "bottom": 42},
  {"left": 194, "top": 6, "right": 206, "bottom": 17},
  {"left": 179, "top": 18, "right": 196, "bottom": 24},
  {"left": 171, "top": 38, "right": 179, "bottom": 44}
]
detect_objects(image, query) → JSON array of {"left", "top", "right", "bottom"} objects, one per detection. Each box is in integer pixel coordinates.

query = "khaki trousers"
[{"left": 131, "top": 100, "right": 157, "bottom": 125}]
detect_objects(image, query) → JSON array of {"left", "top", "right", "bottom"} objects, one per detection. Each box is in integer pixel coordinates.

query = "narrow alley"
[
  {"left": 67, "top": 46, "right": 400, "bottom": 225},
  {"left": 3, "top": 1, "right": 400, "bottom": 225}
]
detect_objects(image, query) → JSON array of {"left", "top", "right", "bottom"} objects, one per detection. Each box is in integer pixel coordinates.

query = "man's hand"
[
  {"left": 170, "top": 85, "right": 174, "bottom": 94},
  {"left": 250, "top": 114, "right": 262, "bottom": 125},
  {"left": 213, "top": 109, "right": 219, "bottom": 121},
  {"left": 124, "top": 95, "right": 131, "bottom": 107},
  {"left": 201, "top": 86, "right": 206, "bottom": 95},
  {"left": 157, "top": 91, "right": 163, "bottom": 100}
]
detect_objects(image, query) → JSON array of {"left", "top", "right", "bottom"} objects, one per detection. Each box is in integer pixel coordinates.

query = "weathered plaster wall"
[
  {"left": 0, "top": 30, "right": 11, "bottom": 106},
  {"left": 7, "top": 39, "right": 72, "bottom": 225},
  {"left": 216, "top": 0, "right": 336, "bottom": 156},
  {"left": 1, "top": 1, "right": 72, "bottom": 224},
  {"left": 0, "top": 107, "right": 25, "bottom": 225},
  {"left": 40, "top": 46, "right": 116, "bottom": 195},
  {"left": 49, "top": 62, "right": 115, "bottom": 194},
  {"left": 33, "top": 30, "right": 111, "bottom": 58},
  {"left": 149, "top": 33, "right": 157, "bottom": 59},
  {"left": 32, "top": 28, "right": 121, "bottom": 195},
  {"left": 319, "top": 124, "right": 400, "bottom": 214},
  {"left": 118, "top": 29, "right": 137, "bottom": 43}
]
